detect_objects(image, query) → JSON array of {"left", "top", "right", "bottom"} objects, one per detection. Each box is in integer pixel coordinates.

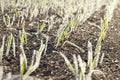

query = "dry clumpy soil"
[{"left": 0, "top": 5, "right": 120, "bottom": 80}]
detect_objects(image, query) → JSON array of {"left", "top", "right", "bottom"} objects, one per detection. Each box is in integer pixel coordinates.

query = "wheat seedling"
[
  {"left": 39, "top": 22, "right": 46, "bottom": 32},
  {"left": 6, "top": 34, "right": 13, "bottom": 56},
  {"left": 12, "top": 36, "right": 16, "bottom": 57},
  {"left": 60, "top": 41, "right": 104, "bottom": 80},
  {"left": 60, "top": 52, "right": 75, "bottom": 75},
  {"left": 62, "top": 41, "right": 85, "bottom": 53},
  {"left": 5, "top": 33, "right": 16, "bottom": 57},
  {"left": 20, "top": 40, "right": 45, "bottom": 80},
  {"left": 20, "top": 52, "right": 27, "bottom": 80},
  {"left": 0, "top": 36, "right": 5, "bottom": 62},
  {"left": 3, "top": 14, "right": 15, "bottom": 28},
  {"left": 41, "top": 33, "right": 49, "bottom": 54},
  {"left": 48, "top": 15, "right": 55, "bottom": 32},
  {"left": 20, "top": 26, "right": 27, "bottom": 46}
]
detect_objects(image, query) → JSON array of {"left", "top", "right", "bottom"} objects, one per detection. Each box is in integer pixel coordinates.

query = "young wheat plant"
[
  {"left": 60, "top": 41, "right": 103, "bottom": 80},
  {"left": 20, "top": 40, "right": 45, "bottom": 80}
]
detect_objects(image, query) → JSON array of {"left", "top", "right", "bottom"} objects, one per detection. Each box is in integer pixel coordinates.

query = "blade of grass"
[
  {"left": 78, "top": 55, "right": 86, "bottom": 80},
  {"left": 12, "top": 36, "right": 16, "bottom": 57},
  {"left": 60, "top": 52, "right": 75, "bottom": 75},
  {"left": 23, "top": 40, "right": 45, "bottom": 80},
  {"left": 62, "top": 41, "right": 85, "bottom": 53},
  {"left": 88, "top": 41, "right": 93, "bottom": 66},
  {"left": 6, "top": 34, "right": 13, "bottom": 56},
  {"left": 73, "top": 54, "right": 79, "bottom": 80},
  {"left": 20, "top": 53, "right": 26, "bottom": 80},
  {"left": 20, "top": 45, "right": 27, "bottom": 70},
  {"left": 0, "top": 36, "right": 5, "bottom": 62}
]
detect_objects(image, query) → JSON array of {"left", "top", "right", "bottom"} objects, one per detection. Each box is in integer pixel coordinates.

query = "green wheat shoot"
[
  {"left": 0, "top": 36, "right": 5, "bottom": 62},
  {"left": 48, "top": 15, "right": 54, "bottom": 32},
  {"left": 62, "top": 41, "right": 85, "bottom": 53},
  {"left": 39, "top": 22, "right": 46, "bottom": 32},
  {"left": 6, "top": 34, "right": 13, "bottom": 56},
  {"left": 12, "top": 36, "right": 16, "bottom": 57},
  {"left": 20, "top": 53, "right": 27, "bottom": 80},
  {"left": 60, "top": 41, "right": 103, "bottom": 80},
  {"left": 22, "top": 40, "right": 45, "bottom": 80},
  {"left": 60, "top": 52, "right": 75, "bottom": 75},
  {"left": 3, "top": 14, "right": 15, "bottom": 28},
  {"left": 20, "top": 27, "right": 27, "bottom": 46}
]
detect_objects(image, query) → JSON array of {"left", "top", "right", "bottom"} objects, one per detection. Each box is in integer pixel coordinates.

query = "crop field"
[{"left": 0, "top": 0, "right": 120, "bottom": 80}]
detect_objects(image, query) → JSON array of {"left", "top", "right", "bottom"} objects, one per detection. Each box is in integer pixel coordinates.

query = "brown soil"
[{"left": 0, "top": 4, "right": 120, "bottom": 80}]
